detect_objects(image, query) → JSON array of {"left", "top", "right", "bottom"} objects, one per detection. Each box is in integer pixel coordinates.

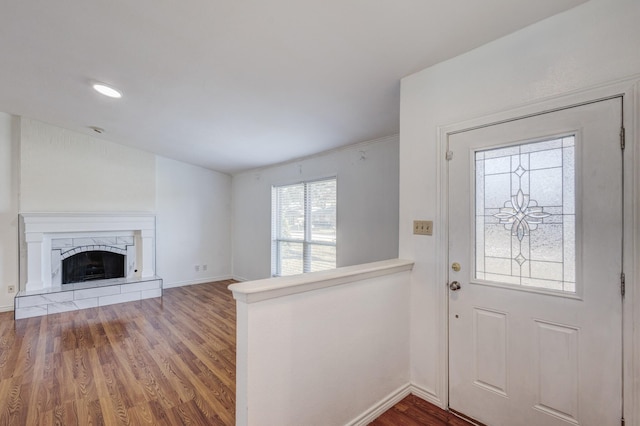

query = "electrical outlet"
[
  {"left": 195, "top": 265, "right": 200, "bottom": 272},
  {"left": 202, "top": 264, "right": 208, "bottom": 272},
  {"left": 7, "top": 285, "right": 16, "bottom": 293},
  {"left": 413, "top": 220, "right": 433, "bottom": 236}
]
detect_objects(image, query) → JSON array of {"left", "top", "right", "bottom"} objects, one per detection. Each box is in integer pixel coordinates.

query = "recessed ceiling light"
[{"left": 92, "top": 83, "right": 122, "bottom": 99}]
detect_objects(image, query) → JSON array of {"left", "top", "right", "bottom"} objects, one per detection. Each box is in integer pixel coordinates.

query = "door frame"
[{"left": 435, "top": 77, "right": 639, "bottom": 424}]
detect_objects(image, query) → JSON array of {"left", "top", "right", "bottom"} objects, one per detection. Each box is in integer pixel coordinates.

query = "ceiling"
[{"left": 0, "top": 0, "right": 586, "bottom": 174}]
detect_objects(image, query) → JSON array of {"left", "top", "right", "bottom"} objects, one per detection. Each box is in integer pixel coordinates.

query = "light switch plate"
[{"left": 413, "top": 220, "right": 433, "bottom": 236}]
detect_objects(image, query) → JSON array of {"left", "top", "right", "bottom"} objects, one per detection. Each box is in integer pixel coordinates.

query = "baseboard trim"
[
  {"left": 344, "top": 382, "right": 446, "bottom": 425},
  {"left": 162, "top": 275, "right": 235, "bottom": 289},
  {"left": 409, "top": 384, "right": 444, "bottom": 409},
  {"left": 345, "top": 383, "right": 411, "bottom": 426},
  {"left": 0, "top": 304, "right": 14, "bottom": 313},
  {"left": 231, "top": 275, "right": 249, "bottom": 282}
]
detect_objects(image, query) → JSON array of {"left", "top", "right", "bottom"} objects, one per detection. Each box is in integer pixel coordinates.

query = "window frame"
[{"left": 271, "top": 176, "right": 337, "bottom": 277}]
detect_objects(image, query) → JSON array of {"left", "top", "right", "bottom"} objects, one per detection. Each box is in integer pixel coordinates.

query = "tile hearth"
[{"left": 14, "top": 276, "right": 163, "bottom": 320}]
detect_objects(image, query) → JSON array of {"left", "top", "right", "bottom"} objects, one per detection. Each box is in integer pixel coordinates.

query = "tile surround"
[{"left": 14, "top": 276, "right": 163, "bottom": 320}]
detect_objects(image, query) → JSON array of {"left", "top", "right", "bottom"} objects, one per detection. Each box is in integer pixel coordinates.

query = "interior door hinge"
[
  {"left": 621, "top": 272, "right": 626, "bottom": 298},
  {"left": 446, "top": 150, "right": 453, "bottom": 161},
  {"left": 620, "top": 126, "right": 626, "bottom": 150},
  {"left": 621, "top": 417, "right": 625, "bottom": 426}
]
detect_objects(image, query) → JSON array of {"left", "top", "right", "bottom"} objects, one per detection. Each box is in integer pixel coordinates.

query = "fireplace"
[
  {"left": 15, "top": 213, "right": 162, "bottom": 320},
  {"left": 20, "top": 213, "right": 157, "bottom": 292},
  {"left": 62, "top": 250, "right": 126, "bottom": 284}
]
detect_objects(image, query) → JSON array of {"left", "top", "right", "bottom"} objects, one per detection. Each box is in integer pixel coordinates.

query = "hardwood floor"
[
  {"left": 0, "top": 280, "right": 236, "bottom": 425},
  {"left": 1, "top": 279, "right": 472, "bottom": 425},
  {"left": 370, "top": 394, "right": 475, "bottom": 426}
]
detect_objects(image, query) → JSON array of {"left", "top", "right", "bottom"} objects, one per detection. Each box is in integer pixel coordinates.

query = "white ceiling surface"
[{"left": 0, "top": 1, "right": 586, "bottom": 174}]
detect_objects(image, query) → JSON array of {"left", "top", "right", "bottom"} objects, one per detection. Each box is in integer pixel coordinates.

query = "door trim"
[{"left": 436, "top": 76, "right": 639, "bottom": 424}]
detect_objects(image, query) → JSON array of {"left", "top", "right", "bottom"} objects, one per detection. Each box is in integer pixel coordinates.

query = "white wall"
[
  {"left": 20, "top": 118, "right": 156, "bottom": 212},
  {"left": 233, "top": 261, "right": 411, "bottom": 426},
  {"left": 232, "top": 135, "right": 399, "bottom": 281},
  {"left": 0, "top": 113, "right": 19, "bottom": 311},
  {"left": 400, "top": 0, "right": 640, "bottom": 410},
  {"left": 0, "top": 116, "right": 233, "bottom": 302},
  {"left": 156, "top": 156, "right": 232, "bottom": 287}
]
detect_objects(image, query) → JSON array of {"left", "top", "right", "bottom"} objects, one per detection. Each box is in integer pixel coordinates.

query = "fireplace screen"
[{"left": 62, "top": 251, "right": 125, "bottom": 284}]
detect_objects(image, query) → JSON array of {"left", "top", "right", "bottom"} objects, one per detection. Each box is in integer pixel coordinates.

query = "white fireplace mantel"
[{"left": 20, "top": 213, "right": 156, "bottom": 292}]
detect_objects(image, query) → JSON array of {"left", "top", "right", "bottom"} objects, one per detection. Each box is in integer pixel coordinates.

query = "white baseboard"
[
  {"left": 344, "top": 382, "right": 446, "bottom": 426},
  {"left": 0, "top": 304, "right": 14, "bottom": 312},
  {"left": 162, "top": 275, "right": 235, "bottom": 289},
  {"left": 409, "top": 384, "right": 444, "bottom": 409},
  {"left": 231, "top": 275, "right": 249, "bottom": 282},
  {"left": 345, "top": 383, "right": 411, "bottom": 426}
]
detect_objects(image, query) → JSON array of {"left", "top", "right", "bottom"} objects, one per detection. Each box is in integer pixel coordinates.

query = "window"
[
  {"left": 272, "top": 177, "right": 337, "bottom": 276},
  {"left": 475, "top": 136, "right": 575, "bottom": 292}
]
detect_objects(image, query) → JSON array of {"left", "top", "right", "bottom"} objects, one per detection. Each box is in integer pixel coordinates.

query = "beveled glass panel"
[
  {"left": 521, "top": 277, "right": 563, "bottom": 291},
  {"left": 529, "top": 148, "right": 562, "bottom": 170},
  {"left": 529, "top": 224, "right": 563, "bottom": 263},
  {"left": 484, "top": 272, "right": 521, "bottom": 286},
  {"left": 475, "top": 136, "right": 576, "bottom": 292},
  {"left": 484, "top": 145, "right": 519, "bottom": 159},
  {"left": 563, "top": 220, "right": 576, "bottom": 287},
  {"left": 484, "top": 257, "right": 512, "bottom": 276},
  {"left": 485, "top": 156, "right": 511, "bottom": 175},
  {"left": 520, "top": 138, "right": 563, "bottom": 154},
  {"left": 529, "top": 261, "right": 563, "bottom": 282},
  {"left": 563, "top": 146, "right": 576, "bottom": 215},
  {"left": 476, "top": 159, "right": 485, "bottom": 215},
  {"left": 530, "top": 168, "right": 563, "bottom": 207},
  {"left": 485, "top": 224, "right": 512, "bottom": 258},
  {"left": 562, "top": 136, "right": 575, "bottom": 148},
  {"left": 484, "top": 174, "right": 511, "bottom": 210},
  {"left": 476, "top": 213, "right": 485, "bottom": 278}
]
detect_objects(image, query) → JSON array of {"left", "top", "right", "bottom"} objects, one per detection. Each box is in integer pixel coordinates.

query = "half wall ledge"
[{"left": 228, "top": 258, "right": 415, "bottom": 303}]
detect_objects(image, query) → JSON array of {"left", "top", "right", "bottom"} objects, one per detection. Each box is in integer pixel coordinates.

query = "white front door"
[{"left": 447, "top": 99, "right": 623, "bottom": 426}]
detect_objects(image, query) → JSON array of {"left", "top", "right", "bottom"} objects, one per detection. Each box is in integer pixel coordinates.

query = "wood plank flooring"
[
  {"left": 1, "top": 279, "right": 473, "bottom": 425},
  {"left": 370, "top": 395, "right": 475, "bottom": 425},
  {"left": 0, "top": 280, "right": 236, "bottom": 425}
]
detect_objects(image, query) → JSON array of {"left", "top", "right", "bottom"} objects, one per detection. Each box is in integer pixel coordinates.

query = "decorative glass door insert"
[{"left": 475, "top": 136, "right": 575, "bottom": 292}]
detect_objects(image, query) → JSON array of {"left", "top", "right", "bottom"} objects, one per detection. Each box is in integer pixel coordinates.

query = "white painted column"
[
  {"left": 41, "top": 236, "right": 52, "bottom": 288},
  {"left": 140, "top": 229, "right": 155, "bottom": 277},
  {"left": 25, "top": 232, "right": 44, "bottom": 291}
]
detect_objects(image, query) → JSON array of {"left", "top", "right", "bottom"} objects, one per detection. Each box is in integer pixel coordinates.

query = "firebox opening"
[{"left": 62, "top": 250, "right": 125, "bottom": 284}]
